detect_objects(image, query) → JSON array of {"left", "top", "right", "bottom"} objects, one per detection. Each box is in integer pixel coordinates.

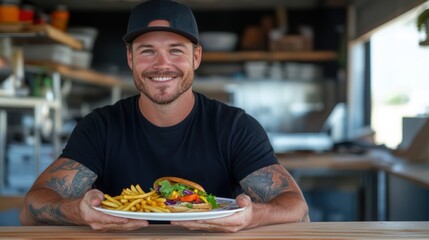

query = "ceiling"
[{"left": 31, "top": 0, "right": 351, "bottom": 11}]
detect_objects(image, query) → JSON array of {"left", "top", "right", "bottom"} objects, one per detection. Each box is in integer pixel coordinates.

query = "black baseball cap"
[{"left": 123, "top": 0, "right": 199, "bottom": 44}]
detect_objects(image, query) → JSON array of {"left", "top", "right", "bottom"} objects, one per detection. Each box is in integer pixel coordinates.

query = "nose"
[{"left": 153, "top": 52, "right": 170, "bottom": 69}]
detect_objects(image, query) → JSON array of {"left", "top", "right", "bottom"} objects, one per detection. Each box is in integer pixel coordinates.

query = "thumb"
[
  {"left": 236, "top": 193, "right": 251, "bottom": 208},
  {"left": 86, "top": 189, "right": 104, "bottom": 207}
]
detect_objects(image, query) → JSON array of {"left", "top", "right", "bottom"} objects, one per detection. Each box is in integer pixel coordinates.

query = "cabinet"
[{"left": 0, "top": 24, "right": 131, "bottom": 194}]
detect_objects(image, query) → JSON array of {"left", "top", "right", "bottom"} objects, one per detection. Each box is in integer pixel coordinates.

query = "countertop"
[
  {"left": 1, "top": 222, "right": 428, "bottom": 239},
  {"left": 277, "top": 150, "right": 429, "bottom": 189}
]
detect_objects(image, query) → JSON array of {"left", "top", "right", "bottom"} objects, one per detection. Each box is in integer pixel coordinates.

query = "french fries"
[{"left": 101, "top": 184, "right": 170, "bottom": 213}]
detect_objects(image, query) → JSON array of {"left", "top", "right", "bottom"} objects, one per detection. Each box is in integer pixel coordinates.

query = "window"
[{"left": 370, "top": 11, "right": 429, "bottom": 148}]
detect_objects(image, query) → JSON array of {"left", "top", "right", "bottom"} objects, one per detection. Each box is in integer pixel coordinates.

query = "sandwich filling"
[{"left": 154, "top": 177, "right": 218, "bottom": 210}]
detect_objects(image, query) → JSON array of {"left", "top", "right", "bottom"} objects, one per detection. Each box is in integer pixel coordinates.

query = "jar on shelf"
[
  {"left": 50, "top": 4, "right": 69, "bottom": 31},
  {"left": 19, "top": 4, "right": 34, "bottom": 23},
  {"left": 0, "top": 0, "right": 21, "bottom": 23}
]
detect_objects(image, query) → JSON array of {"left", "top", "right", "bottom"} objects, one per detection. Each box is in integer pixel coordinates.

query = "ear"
[
  {"left": 126, "top": 45, "right": 133, "bottom": 70},
  {"left": 193, "top": 45, "right": 202, "bottom": 70}
]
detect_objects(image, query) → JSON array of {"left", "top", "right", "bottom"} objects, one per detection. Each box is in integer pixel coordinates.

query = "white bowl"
[
  {"left": 68, "top": 27, "right": 98, "bottom": 50},
  {"left": 199, "top": 32, "right": 238, "bottom": 51}
]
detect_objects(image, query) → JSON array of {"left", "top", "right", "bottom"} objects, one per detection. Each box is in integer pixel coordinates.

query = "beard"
[{"left": 133, "top": 69, "right": 193, "bottom": 105}]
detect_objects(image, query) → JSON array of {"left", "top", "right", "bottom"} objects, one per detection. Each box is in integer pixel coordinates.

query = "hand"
[
  {"left": 170, "top": 194, "right": 253, "bottom": 232},
  {"left": 79, "top": 189, "right": 149, "bottom": 231}
]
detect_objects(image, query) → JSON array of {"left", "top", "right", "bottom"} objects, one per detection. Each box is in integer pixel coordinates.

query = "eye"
[
  {"left": 139, "top": 49, "right": 155, "bottom": 56},
  {"left": 170, "top": 48, "right": 184, "bottom": 55}
]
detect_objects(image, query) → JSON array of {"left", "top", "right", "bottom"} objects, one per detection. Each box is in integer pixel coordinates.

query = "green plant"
[{"left": 417, "top": 8, "right": 429, "bottom": 32}]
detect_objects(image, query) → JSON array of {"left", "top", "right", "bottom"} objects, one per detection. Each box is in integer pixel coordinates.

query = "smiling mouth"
[
  {"left": 145, "top": 71, "right": 181, "bottom": 82},
  {"left": 151, "top": 76, "right": 175, "bottom": 82}
]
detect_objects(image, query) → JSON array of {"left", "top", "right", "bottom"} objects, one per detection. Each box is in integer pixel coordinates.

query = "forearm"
[
  {"left": 248, "top": 191, "right": 309, "bottom": 229},
  {"left": 20, "top": 187, "right": 84, "bottom": 226},
  {"left": 239, "top": 164, "right": 309, "bottom": 228}
]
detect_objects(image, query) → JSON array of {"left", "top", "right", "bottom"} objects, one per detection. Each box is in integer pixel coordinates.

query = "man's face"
[{"left": 127, "top": 23, "right": 202, "bottom": 105}]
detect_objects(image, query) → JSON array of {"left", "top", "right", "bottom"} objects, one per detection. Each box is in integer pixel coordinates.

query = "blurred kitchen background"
[{"left": 1, "top": 0, "right": 429, "bottom": 225}]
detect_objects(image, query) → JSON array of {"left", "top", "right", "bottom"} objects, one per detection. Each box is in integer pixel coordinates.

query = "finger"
[
  {"left": 172, "top": 212, "right": 243, "bottom": 228},
  {"left": 90, "top": 193, "right": 104, "bottom": 207},
  {"left": 235, "top": 194, "right": 251, "bottom": 208},
  {"left": 172, "top": 221, "right": 214, "bottom": 231},
  {"left": 84, "top": 189, "right": 104, "bottom": 207},
  {"left": 97, "top": 213, "right": 130, "bottom": 224},
  {"left": 91, "top": 219, "right": 148, "bottom": 231}
]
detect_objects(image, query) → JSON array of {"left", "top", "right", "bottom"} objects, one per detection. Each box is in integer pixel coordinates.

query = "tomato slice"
[{"left": 178, "top": 194, "right": 198, "bottom": 202}]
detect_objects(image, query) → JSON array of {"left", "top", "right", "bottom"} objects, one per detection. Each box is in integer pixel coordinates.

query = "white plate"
[{"left": 93, "top": 197, "right": 245, "bottom": 221}]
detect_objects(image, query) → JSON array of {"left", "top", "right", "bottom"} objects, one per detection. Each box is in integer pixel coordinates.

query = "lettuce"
[
  {"left": 158, "top": 180, "right": 188, "bottom": 197},
  {"left": 206, "top": 194, "right": 219, "bottom": 209}
]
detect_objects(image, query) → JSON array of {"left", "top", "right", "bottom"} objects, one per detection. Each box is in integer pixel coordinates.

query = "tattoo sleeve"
[
  {"left": 47, "top": 159, "right": 96, "bottom": 198},
  {"left": 240, "top": 164, "right": 290, "bottom": 202},
  {"left": 29, "top": 159, "right": 97, "bottom": 224}
]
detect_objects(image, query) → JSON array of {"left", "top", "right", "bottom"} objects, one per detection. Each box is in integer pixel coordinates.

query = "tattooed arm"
[
  {"left": 19, "top": 157, "right": 149, "bottom": 230},
  {"left": 239, "top": 164, "right": 310, "bottom": 227},
  {"left": 19, "top": 157, "right": 95, "bottom": 225},
  {"left": 171, "top": 164, "right": 309, "bottom": 232}
]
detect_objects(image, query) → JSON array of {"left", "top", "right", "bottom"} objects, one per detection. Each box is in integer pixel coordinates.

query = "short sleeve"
[
  {"left": 60, "top": 111, "right": 107, "bottom": 175},
  {"left": 230, "top": 113, "right": 279, "bottom": 182}
]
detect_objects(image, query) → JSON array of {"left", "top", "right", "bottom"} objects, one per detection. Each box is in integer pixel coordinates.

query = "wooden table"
[{"left": 0, "top": 222, "right": 428, "bottom": 239}]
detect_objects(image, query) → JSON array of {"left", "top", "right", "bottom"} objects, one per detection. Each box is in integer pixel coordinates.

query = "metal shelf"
[
  {"left": 0, "top": 23, "right": 82, "bottom": 50},
  {"left": 0, "top": 24, "right": 130, "bottom": 194},
  {"left": 0, "top": 96, "right": 60, "bottom": 109}
]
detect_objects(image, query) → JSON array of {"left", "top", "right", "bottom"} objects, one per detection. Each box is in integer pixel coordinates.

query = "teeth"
[{"left": 152, "top": 76, "right": 174, "bottom": 82}]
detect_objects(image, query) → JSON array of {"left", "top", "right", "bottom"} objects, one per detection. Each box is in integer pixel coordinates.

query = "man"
[{"left": 20, "top": 0, "right": 309, "bottom": 232}]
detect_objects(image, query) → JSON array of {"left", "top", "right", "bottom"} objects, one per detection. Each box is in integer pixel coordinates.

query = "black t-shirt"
[{"left": 60, "top": 92, "right": 278, "bottom": 198}]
